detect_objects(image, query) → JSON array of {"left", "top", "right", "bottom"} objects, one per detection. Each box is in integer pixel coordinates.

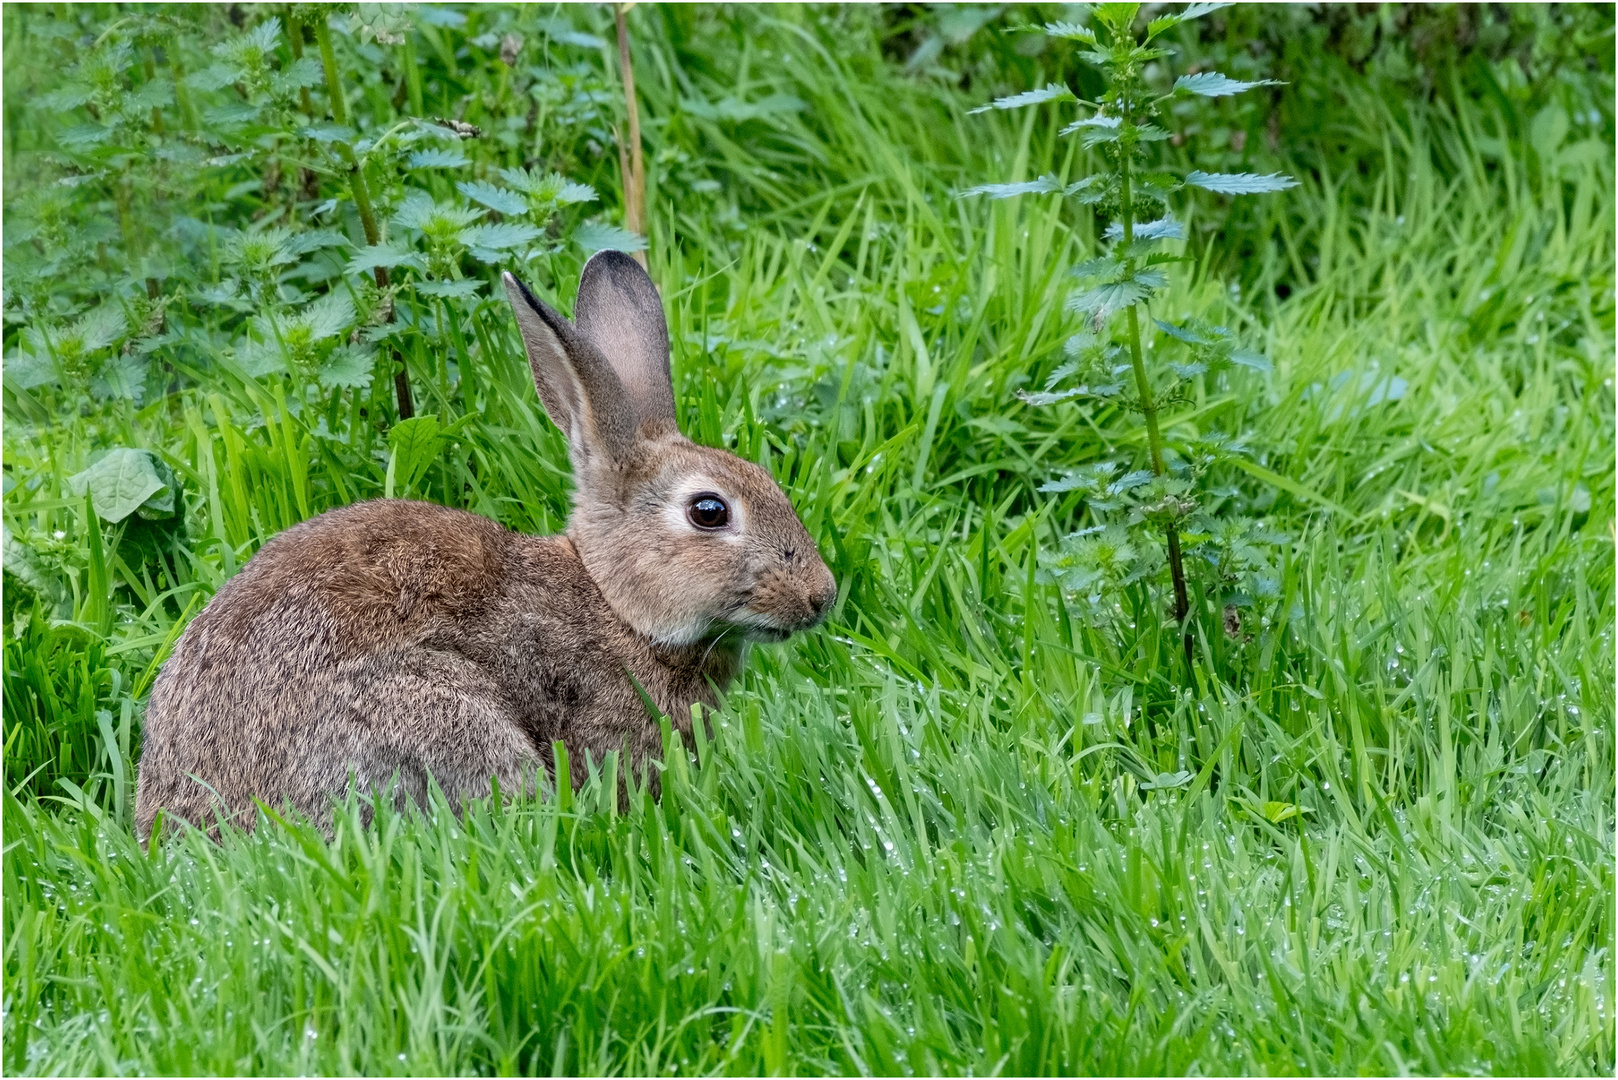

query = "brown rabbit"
[{"left": 134, "top": 252, "right": 836, "bottom": 839}]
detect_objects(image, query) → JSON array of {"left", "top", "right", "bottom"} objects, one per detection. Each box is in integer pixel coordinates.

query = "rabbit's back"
[{"left": 134, "top": 499, "right": 687, "bottom": 836}]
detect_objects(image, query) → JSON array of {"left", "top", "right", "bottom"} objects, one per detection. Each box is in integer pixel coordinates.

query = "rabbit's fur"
[{"left": 134, "top": 252, "right": 835, "bottom": 839}]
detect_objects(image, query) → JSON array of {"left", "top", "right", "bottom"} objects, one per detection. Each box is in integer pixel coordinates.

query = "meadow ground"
[{"left": 3, "top": 5, "right": 1614, "bottom": 1075}]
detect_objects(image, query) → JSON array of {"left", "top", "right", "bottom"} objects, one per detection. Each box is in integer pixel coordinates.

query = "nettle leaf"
[
  {"left": 457, "top": 180, "right": 529, "bottom": 216},
  {"left": 574, "top": 222, "right": 649, "bottom": 254},
  {"left": 1067, "top": 279, "right": 1151, "bottom": 320},
  {"left": 1186, "top": 170, "right": 1299, "bottom": 195},
  {"left": 968, "top": 83, "right": 1075, "bottom": 115},
  {"left": 318, "top": 345, "right": 375, "bottom": 390},
  {"left": 415, "top": 279, "right": 484, "bottom": 298},
  {"left": 1155, "top": 318, "right": 1211, "bottom": 345},
  {"left": 286, "top": 229, "right": 350, "bottom": 256},
  {"left": 1179, "top": 2, "right": 1234, "bottom": 22},
  {"left": 346, "top": 244, "right": 426, "bottom": 275},
  {"left": 298, "top": 292, "right": 356, "bottom": 341},
  {"left": 1019, "top": 387, "right": 1087, "bottom": 407},
  {"left": 1229, "top": 348, "right": 1273, "bottom": 372},
  {"left": 409, "top": 148, "right": 469, "bottom": 169},
  {"left": 458, "top": 223, "right": 544, "bottom": 250},
  {"left": 1070, "top": 256, "right": 1119, "bottom": 280},
  {"left": 67, "top": 448, "right": 172, "bottom": 524},
  {"left": 500, "top": 167, "right": 597, "bottom": 205},
  {"left": 90, "top": 353, "right": 149, "bottom": 402},
  {"left": 1105, "top": 216, "right": 1184, "bottom": 242},
  {"left": 1059, "top": 112, "right": 1120, "bottom": 137},
  {"left": 1041, "top": 21, "right": 1098, "bottom": 42},
  {"left": 958, "top": 175, "right": 1064, "bottom": 199},
  {"left": 4, "top": 349, "right": 57, "bottom": 390},
  {"left": 1174, "top": 72, "right": 1284, "bottom": 97}
]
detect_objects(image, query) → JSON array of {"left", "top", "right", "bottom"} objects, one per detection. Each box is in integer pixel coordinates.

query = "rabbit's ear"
[
  {"left": 573, "top": 250, "right": 677, "bottom": 430},
  {"left": 502, "top": 272, "right": 639, "bottom": 464}
]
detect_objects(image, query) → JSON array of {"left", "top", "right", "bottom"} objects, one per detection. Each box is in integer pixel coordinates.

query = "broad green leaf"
[
  {"left": 457, "top": 180, "right": 529, "bottom": 216},
  {"left": 67, "top": 448, "right": 171, "bottom": 524},
  {"left": 967, "top": 83, "right": 1075, "bottom": 115},
  {"left": 573, "top": 223, "right": 649, "bottom": 254},
  {"left": 386, "top": 415, "right": 444, "bottom": 499},
  {"left": 1175, "top": 72, "right": 1283, "bottom": 97},
  {"left": 957, "top": 176, "right": 1064, "bottom": 199},
  {"left": 1186, "top": 170, "right": 1299, "bottom": 195},
  {"left": 2, "top": 525, "right": 64, "bottom": 603},
  {"left": 3, "top": 349, "right": 56, "bottom": 390}
]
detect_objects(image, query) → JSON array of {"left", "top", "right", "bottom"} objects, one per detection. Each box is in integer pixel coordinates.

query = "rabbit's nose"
[{"left": 806, "top": 569, "right": 836, "bottom": 620}]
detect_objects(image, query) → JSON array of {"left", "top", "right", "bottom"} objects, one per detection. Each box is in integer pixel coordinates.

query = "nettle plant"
[{"left": 966, "top": 2, "right": 1296, "bottom": 669}]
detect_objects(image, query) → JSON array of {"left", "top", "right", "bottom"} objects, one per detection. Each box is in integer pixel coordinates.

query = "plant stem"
[
  {"left": 313, "top": 14, "right": 413, "bottom": 421},
  {"left": 614, "top": 2, "right": 649, "bottom": 269},
  {"left": 1118, "top": 116, "right": 1193, "bottom": 668}
]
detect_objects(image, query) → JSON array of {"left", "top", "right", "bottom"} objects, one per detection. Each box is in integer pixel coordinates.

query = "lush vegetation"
[{"left": 4, "top": 3, "right": 1613, "bottom": 1075}]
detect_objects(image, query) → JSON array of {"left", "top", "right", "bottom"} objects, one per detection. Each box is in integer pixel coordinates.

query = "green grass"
[{"left": 4, "top": 5, "right": 1614, "bottom": 1075}]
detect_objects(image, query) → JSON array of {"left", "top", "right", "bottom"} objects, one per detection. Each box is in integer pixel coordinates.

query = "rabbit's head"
[{"left": 503, "top": 254, "right": 836, "bottom": 647}]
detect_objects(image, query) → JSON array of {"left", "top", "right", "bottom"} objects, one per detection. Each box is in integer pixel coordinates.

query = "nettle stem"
[
  {"left": 614, "top": 2, "right": 649, "bottom": 270},
  {"left": 313, "top": 15, "right": 413, "bottom": 421},
  {"left": 1118, "top": 111, "right": 1193, "bottom": 668}
]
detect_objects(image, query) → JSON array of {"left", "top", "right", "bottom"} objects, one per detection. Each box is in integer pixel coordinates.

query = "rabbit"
[{"left": 134, "top": 251, "right": 837, "bottom": 840}]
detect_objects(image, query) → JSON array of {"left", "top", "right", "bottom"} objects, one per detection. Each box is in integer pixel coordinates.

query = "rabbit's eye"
[{"left": 688, "top": 496, "right": 730, "bottom": 530}]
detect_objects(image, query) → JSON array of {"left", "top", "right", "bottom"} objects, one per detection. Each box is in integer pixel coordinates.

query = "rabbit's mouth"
[{"left": 746, "top": 625, "right": 794, "bottom": 644}]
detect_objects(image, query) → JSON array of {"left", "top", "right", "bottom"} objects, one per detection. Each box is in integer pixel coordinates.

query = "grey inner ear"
[
  {"left": 574, "top": 251, "right": 677, "bottom": 428},
  {"left": 502, "top": 272, "right": 638, "bottom": 463}
]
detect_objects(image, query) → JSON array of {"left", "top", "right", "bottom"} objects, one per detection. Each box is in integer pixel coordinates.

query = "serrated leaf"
[
  {"left": 1179, "top": 3, "right": 1233, "bottom": 22},
  {"left": 1041, "top": 21, "right": 1098, "bottom": 41},
  {"left": 967, "top": 83, "right": 1075, "bottom": 115},
  {"left": 573, "top": 222, "right": 648, "bottom": 254},
  {"left": 1069, "top": 257, "right": 1119, "bottom": 280},
  {"left": 457, "top": 179, "right": 529, "bottom": 216},
  {"left": 1186, "top": 170, "right": 1299, "bottom": 195},
  {"left": 1020, "top": 387, "right": 1088, "bottom": 407},
  {"left": 1105, "top": 216, "right": 1184, "bottom": 242},
  {"left": 414, "top": 279, "right": 484, "bottom": 298},
  {"left": 90, "top": 353, "right": 148, "bottom": 402},
  {"left": 67, "top": 448, "right": 170, "bottom": 524},
  {"left": 317, "top": 346, "right": 376, "bottom": 390},
  {"left": 458, "top": 223, "right": 544, "bottom": 250},
  {"left": 346, "top": 244, "right": 426, "bottom": 275},
  {"left": 1067, "top": 279, "right": 1151, "bottom": 320},
  {"left": 3, "top": 350, "right": 57, "bottom": 390},
  {"left": 408, "top": 148, "right": 469, "bottom": 169},
  {"left": 299, "top": 292, "right": 356, "bottom": 341},
  {"left": 957, "top": 176, "right": 1064, "bottom": 199},
  {"left": 286, "top": 229, "right": 350, "bottom": 256},
  {"left": 1175, "top": 72, "right": 1284, "bottom": 97},
  {"left": 1229, "top": 348, "right": 1273, "bottom": 372},
  {"left": 1154, "top": 319, "right": 1211, "bottom": 345},
  {"left": 1058, "top": 113, "right": 1121, "bottom": 137}
]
